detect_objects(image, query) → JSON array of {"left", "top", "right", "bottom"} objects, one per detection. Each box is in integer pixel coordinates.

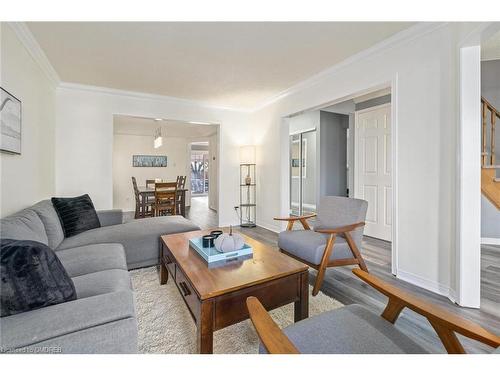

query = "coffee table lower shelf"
[{"left": 160, "top": 241, "right": 309, "bottom": 354}]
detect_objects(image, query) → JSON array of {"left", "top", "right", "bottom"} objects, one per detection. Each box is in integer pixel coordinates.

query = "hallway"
[{"left": 186, "top": 196, "right": 218, "bottom": 229}]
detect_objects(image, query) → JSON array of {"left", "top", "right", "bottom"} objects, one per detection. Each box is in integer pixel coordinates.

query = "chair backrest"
[
  {"left": 146, "top": 179, "right": 156, "bottom": 188},
  {"left": 154, "top": 182, "right": 177, "bottom": 204},
  {"left": 314, "top": 196, "right": 368, "bottom": 246},
  {"left": 131, "top": 177, "right": 140, "bottom": 202},
  {"left": 176, "top": 175, "right": 187, "bottom": 190}
]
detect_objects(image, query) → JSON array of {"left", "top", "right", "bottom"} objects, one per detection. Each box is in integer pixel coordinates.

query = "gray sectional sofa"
[{"left": 0, "top": 200, "right": 200, "bottom": 353}]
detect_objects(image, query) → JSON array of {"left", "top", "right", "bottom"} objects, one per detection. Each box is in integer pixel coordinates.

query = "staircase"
[{"left": 481, "top": 96, "right": 500, "bottom": 209}]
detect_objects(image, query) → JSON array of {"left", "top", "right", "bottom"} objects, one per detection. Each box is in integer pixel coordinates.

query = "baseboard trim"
[
  {"left": 255, "top": 221, "right": 280, "bottom": 234},
  {"left": 481, "top": 237, "right": 500, "bottom": 246},
  {"left": 448, "top": 288, "right": 457, "bottom": 304},
  {"left": 219, "top": 221, "right": 241, "bottom": 229},
  {"left": 397, "top": 269, "right": 456, "bottom": 303}
]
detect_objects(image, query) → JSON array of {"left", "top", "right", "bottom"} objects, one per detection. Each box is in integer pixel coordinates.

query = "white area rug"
[{"left": 130, "top": 266, "right": 343, "bottom": 354}]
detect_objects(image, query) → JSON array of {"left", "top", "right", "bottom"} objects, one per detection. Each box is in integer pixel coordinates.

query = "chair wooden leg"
[
  {"left": 312, "top": 234, "right": 336, "bottom": 296},
  {"left": 428, "top": 320, "right": 466, "bottom": 354},
  {"left": 344, "top": 232, "right": 368, "bottom": 272}
]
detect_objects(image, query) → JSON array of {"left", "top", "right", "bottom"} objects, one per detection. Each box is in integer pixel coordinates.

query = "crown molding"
[
  {"left": 58, "top": 81, "right": 251, "bottom": 113},
  {"left": 7, "top": 22, "right": 61, "bottom": 86},
  {"left": 251, "top": 22, "right": 448, "bottom": 112}
]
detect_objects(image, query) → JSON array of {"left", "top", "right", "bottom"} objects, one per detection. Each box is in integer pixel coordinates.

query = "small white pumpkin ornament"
[{"left": 214, "top": 226, "right": 245, "bottom": 253}]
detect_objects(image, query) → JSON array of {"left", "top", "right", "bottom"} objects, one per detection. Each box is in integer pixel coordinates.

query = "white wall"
[
  {"left": 251, "top": 23, "right": 480, "bottom": 301},
  {"left": 55, "top": 85, "right": 250, "bottom": 226},
  {"left": 113, "top": 134, "right": 190, "bottom": 211},
  {"left": 0, "top": 24, "right": 56, "bottom": 217}
]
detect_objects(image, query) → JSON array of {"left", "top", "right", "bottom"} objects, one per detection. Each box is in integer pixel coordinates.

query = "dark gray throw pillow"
[
  {"left": 0, "top": 239, "right": 77, "bottom": 317},
  {"left": 51, "top": 194, "right": 101, "bottom": 238}
]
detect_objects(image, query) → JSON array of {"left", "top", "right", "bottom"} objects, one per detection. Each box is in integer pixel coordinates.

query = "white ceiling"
[
  {"left": 482, "top": 29, "right": 500, "bottom": 61},
  {"left": 27, "top": 22, "right": 413, "bottom": 110},
  {"left": 113, "top": 115, "right": 218, "bottom": 138}
]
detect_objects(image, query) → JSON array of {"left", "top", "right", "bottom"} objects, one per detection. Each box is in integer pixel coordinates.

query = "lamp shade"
[{"left": 240, "top": 145, "right": 256, "bottom": 164}]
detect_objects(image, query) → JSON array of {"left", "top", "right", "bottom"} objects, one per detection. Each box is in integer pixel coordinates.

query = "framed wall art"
[
  {"left": 133, "top": 155, "right": 168, "bottom": 167},
  {"left": 1, "top": 87, "right": 21, "bottom": 154}
]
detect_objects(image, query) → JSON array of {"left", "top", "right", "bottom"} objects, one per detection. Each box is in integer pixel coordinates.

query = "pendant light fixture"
[{"left": 154, "top": 119, "right": 163, "bottom": 148}]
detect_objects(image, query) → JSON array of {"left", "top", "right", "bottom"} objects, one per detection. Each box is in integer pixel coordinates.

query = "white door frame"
[
  {"left": 279, "top": 77, "right": 399, "bottom": 276},
  {"left": 456, "top": 45, "right": 481, "bottom": 308},
  {"left": 353, "top": 102, "right": 393, "bottom": 243}
]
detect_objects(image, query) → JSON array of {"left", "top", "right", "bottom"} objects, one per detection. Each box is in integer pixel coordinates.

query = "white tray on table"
[{"left": 189, "top": 237, "right": 253, "bottom": 264}]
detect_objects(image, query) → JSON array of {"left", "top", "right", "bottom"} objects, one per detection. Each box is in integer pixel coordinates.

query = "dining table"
[{"left": 137, "top": 186, "right": 188, "bottom": 218}]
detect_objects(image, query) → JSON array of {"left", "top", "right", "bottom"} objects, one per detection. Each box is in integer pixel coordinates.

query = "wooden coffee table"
[{"left": 160, "top": 230, "right": 309, "bottom": 354}]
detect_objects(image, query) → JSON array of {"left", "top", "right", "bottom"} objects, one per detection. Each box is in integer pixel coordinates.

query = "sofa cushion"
[
  {"left": 72, "top": 269, "right": 132, "bottom": 299},
  {"left": 19, "top": 317, "right": 138, "bottom": 354},
  {"left": 0, "top": 239, "right": 76, "bottom": 317},
  {"left": 0, "top": 290, "right": 136, "bottom": 351},
  {"left": 56, "top": 243, "right": 127, "bottom": 278},
  {"left": 278, "top": 230, "right": 354, "bottom": 265},
  {"left": 57, "top": 215, "right": 200, "bottom": 269},
  {"left": 0, "top": 209, "right": 49, "bottom": 245},
  {"left": 261, "top": 304, "right": 428, "bottom": 354},
  {"left": 97, "top": 209, "right": 123, "bottom": 227},
  {"left": 51, "top": 194, "right": 101, "bottom": 238},
  {"left": 31, "top": 200, "right": 65, "bottom": 249}
]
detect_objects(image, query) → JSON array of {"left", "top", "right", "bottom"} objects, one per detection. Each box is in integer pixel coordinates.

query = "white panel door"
[{"left": 355, "top": 104, "right": 392, "bottom": 241}]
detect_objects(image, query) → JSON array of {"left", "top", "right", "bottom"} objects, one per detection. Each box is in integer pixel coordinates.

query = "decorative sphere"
[{"left": 214, "top": 233, "right": 245, "bottom": 253}]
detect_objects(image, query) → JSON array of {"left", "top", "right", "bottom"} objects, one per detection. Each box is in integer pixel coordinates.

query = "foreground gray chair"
[
  {"left": 274, "top": 196, "right": 368, "bottom": 296},
  {"left": 247, "top": 269, "right": 500, "bottom": 354}
]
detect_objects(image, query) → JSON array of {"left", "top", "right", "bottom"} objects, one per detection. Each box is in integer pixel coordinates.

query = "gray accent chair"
[
  {"left": 275, "top": 196, "right": 368, "bottom": 296},
  {"left": 247, "top": 269, "right": 500, "bottom": 354},
  {"left": 0, "top": 199, "right": 200, "bottom": 353}
]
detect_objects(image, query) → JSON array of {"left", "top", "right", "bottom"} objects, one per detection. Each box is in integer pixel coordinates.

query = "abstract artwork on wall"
[
  {"left": 133, "top": 155, "right": 168, "bottom": 167},
  {"left": 1, "top": 88, "right": 22, "bottom": 154}
]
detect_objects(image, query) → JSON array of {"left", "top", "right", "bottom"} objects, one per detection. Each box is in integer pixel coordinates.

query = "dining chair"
[
  {"left": 175, "top": 176, "right": 187, "bottom": 215},
  {"left": 176, "top": 175, "right": 187, "bottom": 189},
  {"left": 154, "top": 182, "right": 177, "bottom": 216},
  {"left": 274, "top": 196, "right": 368, "bottom": 296},
  {"left": 246, "top": 269, "right": 500, "bottom": 354},
  {"left": 132, "top": 177, "right": 154, "bottom": 219}
]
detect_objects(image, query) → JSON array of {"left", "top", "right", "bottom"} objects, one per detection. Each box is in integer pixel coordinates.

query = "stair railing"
[{"left": 481, "top": 96, "right": 499, "bottom": 168}]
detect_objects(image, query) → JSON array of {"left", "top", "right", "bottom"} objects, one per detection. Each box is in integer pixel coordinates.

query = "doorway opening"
[
  {"left": 190, "top": 142, "right": 209, "bottom": 197},
  {"left": 283, "top": 85, "right": 394, "bottom": 271},
  {"left": 112, "top": 115, "right": 219, "bottom": 228}
]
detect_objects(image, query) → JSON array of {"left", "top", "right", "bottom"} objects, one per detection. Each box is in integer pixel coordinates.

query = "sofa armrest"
[{"left": 97, "top": 209, "right": 123, "bottom": 226}]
